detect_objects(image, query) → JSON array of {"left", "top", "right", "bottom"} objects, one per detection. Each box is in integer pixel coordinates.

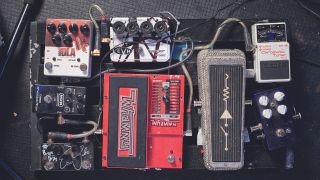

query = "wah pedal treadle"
[{"left": 197, "top": 49, "right": 246, "bottom": 171}]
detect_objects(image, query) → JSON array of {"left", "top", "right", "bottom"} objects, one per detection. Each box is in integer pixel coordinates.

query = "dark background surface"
[{"left": 0, "top": 0, "right": 320, "bottom": 179}]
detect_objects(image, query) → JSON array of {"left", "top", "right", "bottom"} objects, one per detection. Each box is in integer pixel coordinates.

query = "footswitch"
[
  {"left": 251, "top": 22, "right": 291, "bottom": 83},
  {"left": 252, "top": 87, "right": 295, "bottom": 150},
  {"left": 102, "top": 74, "right": 184, "bottom": 169},
  {"left": 44, "top": 19, "right": 93, "bottom": 78},
  {"left": 33, "top": 84, "right": 86, "bottom": 115},
  {"left": 41, "top": 142, "right": 94, "bottom": 171},
  {"left": 197, "top": 49, "right": 246, "bottom": 171},
  {"left": 110, "top": 17, "right": 171, "bottom": 62}
]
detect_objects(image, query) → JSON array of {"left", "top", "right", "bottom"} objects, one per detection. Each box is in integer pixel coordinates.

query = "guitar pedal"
[
  {"left": 252, "top": 87, "right": 295, "bottom": 150},
  {"left": 102, "top": 74, "right": 185, "bottom": 169},
  {"left": 33, "top": 84, "right": 86, "bottom": 115},
  {"left": 110, "top": 17, "right": 171, "bottom": 62},
  {"left": 197, "top": 49, "right": 246, "bottom": 171},
  {"left": 251, "top": 22, "right": 291, "bottom": 83},
  {"left": 44, "top": 19, "right": 93, "bottom": 78}
]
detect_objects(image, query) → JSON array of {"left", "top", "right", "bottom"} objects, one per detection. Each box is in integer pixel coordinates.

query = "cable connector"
[
  {"left": 101, "top": 17, "right": 111, "bottom": 43},
  {"left": 48, "top": 132, "right": 68, "bottom": 140},
  {"left": 57, "top": 114, "right": 65, "bottom": 125},
  {"left": 91, "top": 49, "right": 101, "bottom": 57},
  {"left": 184, "top": 111, "right": 192, "bottom": 136}
]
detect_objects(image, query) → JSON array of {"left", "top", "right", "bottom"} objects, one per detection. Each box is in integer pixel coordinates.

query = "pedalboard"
[
  {"left": 102, "top": 73, "right": 185, "bottom": 169},
  {"left": 251, "top": 22, "right": 291, "bottom": 83},
  {"left": 41, "top": 142, "right": 94, "bottom": 171},
  {"left": 44, "top": 19, "right": 93, "bottom": 78},
  {"left": 110, "top": 17, "right": 171, "bottom": 62},
  {"left": 197, "top": 49, "right": 246, "bottom": 171},
  {"left": 33, "top": 84, "right": 86, "bottom": 115},
  {"left": 252, "top": 87, "right": 295, "bottom": 150}
]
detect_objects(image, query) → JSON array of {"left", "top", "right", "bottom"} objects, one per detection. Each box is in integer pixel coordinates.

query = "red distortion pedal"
[
  {"left": 102, "top": 73, "right": 185, "bottom": 169},
  {"left": 44, "top": 19, "right": 93, "bottom": 78}
]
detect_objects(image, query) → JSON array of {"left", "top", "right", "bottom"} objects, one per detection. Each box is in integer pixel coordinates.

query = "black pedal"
[
  {"left": 197, "top": 49, "right": 246, "bottom": 171},
  {"left": 41, "top": 142, "right": 94, "bottom": 171},
  {"left": 33, "top": 84, "right": 86, "bottom": 115},
  {"left": 252, "top": 87, "right": 295, "bottom": 150}
]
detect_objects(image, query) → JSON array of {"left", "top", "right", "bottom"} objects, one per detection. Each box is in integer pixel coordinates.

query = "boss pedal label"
[{"left": 117, "top": 88, "right": 138, "bottom": 157}]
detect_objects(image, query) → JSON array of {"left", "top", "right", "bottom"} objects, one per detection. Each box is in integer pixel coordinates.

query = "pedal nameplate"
[{"left": 197, "top": 49, "right": 245, "bottom": 171}]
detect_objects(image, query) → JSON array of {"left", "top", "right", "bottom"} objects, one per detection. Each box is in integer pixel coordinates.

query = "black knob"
[
  {"left": 63, "top": 34, "right": 73, "bottom": 46},
  {"left": 69, "top": 23, "right": 78, "bottom": 33},
  {"left": 112, "top": 21, "right": 126, "bottom": 34},
  {"left": 140, "top": 21, "right": 153, "bottom": 35},
  {"left": 154, "top": 21, "right": 168, "bottom": 35},
  {"left": 126, "top": 21, "right": 139, "bottom": 35},
  {"left": 76, "top": 93, "right": 83, "bottom": 101},
  {"left": 58, "top": 23, "right": 67, "bottom": 33},
  {"left": 65, "top": 88, "right": 73, "bottom": 95},
  {"left": 80, "top": 24, "right": 90, "bottom": 35},
  {"left": 51, "top": 33, "right": 62, "bottom": 46},
  {"left": 47, "top": 23, "right": 56, "bottom": 34},
  {"left": 64, "top": 106, "right": 71, "bottom": 113},
  {"left": 65, "top": 97, "right": 72, "bottom": 105}
]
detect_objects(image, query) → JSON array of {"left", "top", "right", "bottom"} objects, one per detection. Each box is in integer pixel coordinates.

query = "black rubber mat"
[{"left": 0, "top": 0, "right": 320, "bottom": 179}]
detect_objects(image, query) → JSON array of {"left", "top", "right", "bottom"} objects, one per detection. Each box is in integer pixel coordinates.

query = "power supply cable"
[
  {"left": 157, "top": 0, "right": 256, "bottom": 43},
  {"left": 180, "top": 50, "right": 193, "bottom": 136},
  {"left": 48, "top": 119, "right": 98, "bottom": 140},
  {"left": 194, "top": 18, "right": 253, "bottom": 52},
  {"left": 89, "top": 3, "right": 107, "bottom": 56}
]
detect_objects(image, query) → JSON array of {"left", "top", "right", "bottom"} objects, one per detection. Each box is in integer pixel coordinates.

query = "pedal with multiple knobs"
[
  {"left": 252, "top": 87, "right": 298, "bottom": 150},
  {"left": 44, "top": 19, "right": 93, "bottom": 78}
]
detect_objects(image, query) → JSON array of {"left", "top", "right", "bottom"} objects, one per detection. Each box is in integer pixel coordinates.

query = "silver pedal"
[{"left": 197, "top": 49, "right": 246, "bottom": 171}]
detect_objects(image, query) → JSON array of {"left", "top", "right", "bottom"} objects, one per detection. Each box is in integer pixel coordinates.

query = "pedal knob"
[
  {"left": 276, "top": 128, "right": 286, "bottom": 137},
  {"left": 65, "top": 88, "right": 73, "bottom": 95},
  {"left": 112, "top": 21, "right": 126, "bottom": 34},
  {"left": 65, "top": 97, "right": 72, "bottom": 105},
  {"left": 126, "top": 21, "right": 139, "bottom": 35},
  {"left": 258, "top": 96, "right": 269, "bottom": 106},
  {"left": 43, "top": 95, "right": 53, "bottom": 104},
  {"left": 154, "top": 21, "right": 168, "bottom": 35},
  {"left": 69, "top": 23, "right": 79, "bottom": 33},
  {"left": 140, "top": 21, "right": 153, "bottom": 35},
  {"left": 277, "top": 105, "right": 287, "bottom": 115},
  {"left": 45, "top": 62, "right": 53, "bottom": 70},
  {"left": 262, "top": 109, "right": 272, "bottom": 119},
  {"left": 47, "top": 23, "right": 56, "bottom": 34},
  {"left": 80, "top": 24, "right": 90, "bottom": 35},
  {"left": 76, "top": 93, "right": 83, "bottom": 101},
  {"left": 58, "top": 23, "right": 67, "bottom": 33},
  {"left": 80, "top": 63, "right": 87, "bottom": 71},
  {"left": 63, "top": 34, "right": 73, "bottom": 46},
  {"left": 274, "top": 91, "right": 285, "bottom": 102},
  {"left": 64, "top": 106, "right": 71, "bottom": 113},
  {"left": 51, "top": 33, "right": 62, "bottom": 46}
]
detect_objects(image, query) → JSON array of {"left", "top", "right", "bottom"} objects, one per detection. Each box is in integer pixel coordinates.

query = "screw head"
[
  {"left": 276, "top": 128, "right": 286, "bottom": 137},
  {"left": 167, "top": 153, "right": 175, "bottom": 164}
]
